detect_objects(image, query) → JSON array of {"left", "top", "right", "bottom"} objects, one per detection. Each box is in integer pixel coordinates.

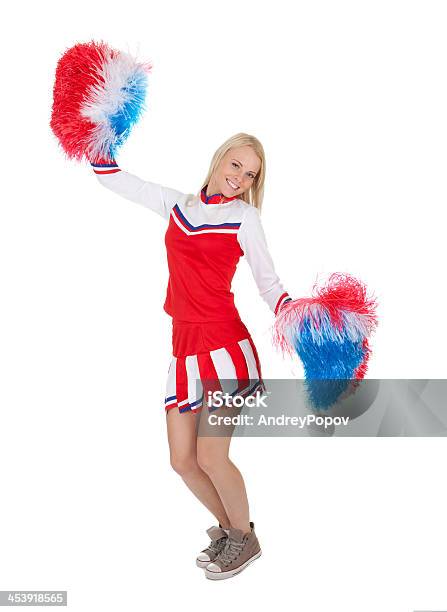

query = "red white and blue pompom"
[
  {"left": 273, "top": 273, "right": 378, "bottom": 409},
  {"left": 50, "top": 41, "right": 151, "bottom": 163}
]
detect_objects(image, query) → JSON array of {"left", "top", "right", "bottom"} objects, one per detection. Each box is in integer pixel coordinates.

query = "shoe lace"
[
  {"left": 218, "top": 537, "right": 245, "bottom": 566},
  {"left": 208, "top": 536, "right": 227, "bottom": 555}
]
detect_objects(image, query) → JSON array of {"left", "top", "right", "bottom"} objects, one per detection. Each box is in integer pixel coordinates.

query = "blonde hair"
[{"left": 198, "top": 133, "right": 266, "bottom": 212}]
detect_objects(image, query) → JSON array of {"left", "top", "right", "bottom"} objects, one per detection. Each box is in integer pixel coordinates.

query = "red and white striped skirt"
[{"left": 164, "top": 319, "right": 264, "bottom": 413}]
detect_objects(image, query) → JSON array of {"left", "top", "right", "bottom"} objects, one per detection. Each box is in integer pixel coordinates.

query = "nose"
[{"left": 233, "top": 170, "right": 243, "bottom": 185}]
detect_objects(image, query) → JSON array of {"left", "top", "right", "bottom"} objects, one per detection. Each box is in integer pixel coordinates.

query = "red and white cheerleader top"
[{"left": 92, "top": 161, "right": 291, "bottom": 326}]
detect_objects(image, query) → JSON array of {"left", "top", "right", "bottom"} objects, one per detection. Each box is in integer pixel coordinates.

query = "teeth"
[{"left": 227, "top": 178, "right": 239, "bottom": 190}]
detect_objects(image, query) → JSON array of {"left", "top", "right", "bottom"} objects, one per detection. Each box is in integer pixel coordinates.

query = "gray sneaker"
[
  {"left": 196, "top": 526, "right": 228, "bottom": 568},
  {"left": 204, "top": 521, "right": 261, "bottom": 580}
]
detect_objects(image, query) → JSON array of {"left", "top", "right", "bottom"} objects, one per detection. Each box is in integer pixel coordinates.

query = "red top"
[{"left": 164, "top": 185, "right": 243, "bottom": 322}]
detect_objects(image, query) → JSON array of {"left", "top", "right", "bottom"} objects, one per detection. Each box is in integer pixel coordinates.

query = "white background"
[{"left": 1, "top": 1, "right": 446, "bottom": 610}]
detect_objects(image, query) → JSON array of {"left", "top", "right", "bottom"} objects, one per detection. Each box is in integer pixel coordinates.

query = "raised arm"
[
  {"left": 91, "top": 159, "right": 185, "bottom": 221},
  {"left": 237, "top": 205, "right": 292, "bottom": 315}
]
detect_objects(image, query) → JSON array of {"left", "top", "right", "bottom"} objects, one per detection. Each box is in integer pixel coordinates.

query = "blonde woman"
[{"left": 92, "top": 133, "right": 291, "bottom": 579}]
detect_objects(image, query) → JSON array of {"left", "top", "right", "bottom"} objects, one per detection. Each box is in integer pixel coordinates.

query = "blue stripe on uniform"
[{"left": 173, "top": 205, "right": 241, "bottom": 230}]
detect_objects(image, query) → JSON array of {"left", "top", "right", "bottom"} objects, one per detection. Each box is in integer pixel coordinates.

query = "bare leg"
[
  {"left": 166, "top": 408, "right": 230, "bottom": 528},
  {"left": 196, "top": 430, "right": 250, "bottom": 534}
]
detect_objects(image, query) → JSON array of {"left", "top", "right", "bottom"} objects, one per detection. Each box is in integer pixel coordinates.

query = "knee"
[
  {"left": 196, "top": 445, "right": 226, "bottom": 475},
  {"left": 169, "top": 452, "right": 199, "bottom": 478}
]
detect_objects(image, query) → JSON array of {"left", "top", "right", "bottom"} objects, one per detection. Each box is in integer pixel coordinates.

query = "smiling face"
[{"left": 207, "top": 145, "right": 262, "bottom": 200}]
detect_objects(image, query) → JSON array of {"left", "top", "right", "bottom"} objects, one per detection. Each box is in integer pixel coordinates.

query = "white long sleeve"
[
  {"left": 237, "top": 205, "right": 291, "bottom": 315},
  {"left": 92, "top": 161, "right": 185, "bottom": 221}
]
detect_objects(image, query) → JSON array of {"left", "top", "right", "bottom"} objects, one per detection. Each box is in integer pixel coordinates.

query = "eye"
[
  {"left": 232, "top": 162, "right": 239, "bottom": 168},
  {"left": 248, "top": 174, "right": 255, "bottom": 179}
]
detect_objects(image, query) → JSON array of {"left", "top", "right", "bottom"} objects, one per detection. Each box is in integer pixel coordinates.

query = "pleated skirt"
[{"left": 164, "top": 319, "right": 264, "bottom": 413}]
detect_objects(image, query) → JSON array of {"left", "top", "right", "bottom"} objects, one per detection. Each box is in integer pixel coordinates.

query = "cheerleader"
[
  {"left": 52, "top": 40, "right": 377, "bottom": 580},
  {"left": 92, "top": 133, "right": 291, "bottom": 579}
]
